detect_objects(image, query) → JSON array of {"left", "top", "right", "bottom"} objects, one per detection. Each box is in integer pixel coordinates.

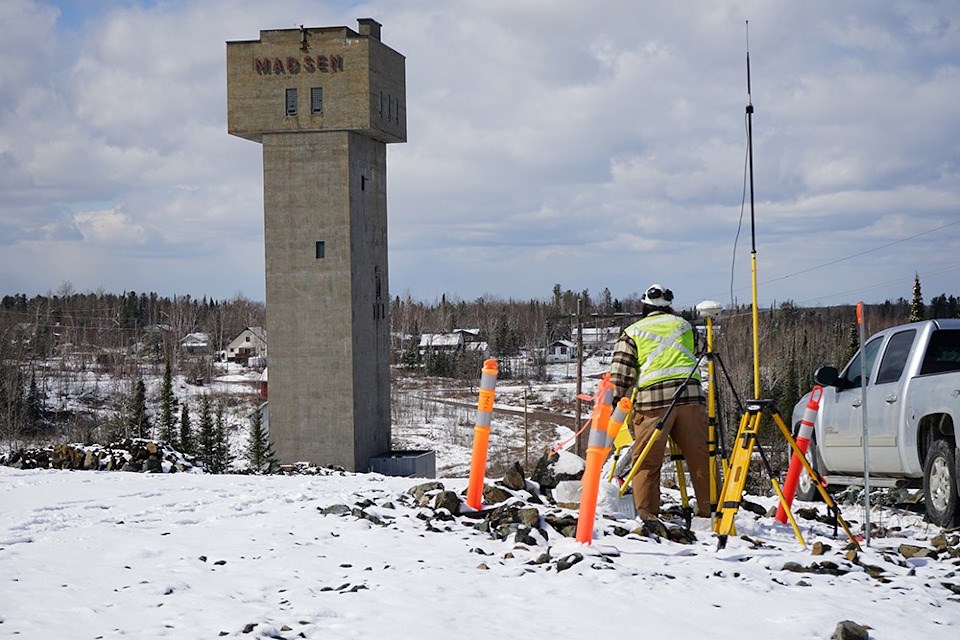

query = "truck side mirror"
[{"left": 814, "top": 366, "right": 839, "bottom": 387}]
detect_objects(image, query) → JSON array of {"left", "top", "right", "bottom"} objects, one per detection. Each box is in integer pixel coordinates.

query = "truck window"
[
  {"left": 839, "top": 336, "right": 883, "bottom": 388},
  {"left": 875, "top": 329, "right": 916, "bottom": 384},
  {"left": 920, "top": 329, "right": 960, "bottom": 375}
]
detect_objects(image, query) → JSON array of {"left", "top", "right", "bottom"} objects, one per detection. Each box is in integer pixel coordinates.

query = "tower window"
[
  {"left": 315, "top": 241, "right": 325, "bottom": 259},
  {"left": 285, "top": 88, "right": 297, "bottom": 116},
  {"left": 310, "top": 87, "right": 323, "bottom": 114}
]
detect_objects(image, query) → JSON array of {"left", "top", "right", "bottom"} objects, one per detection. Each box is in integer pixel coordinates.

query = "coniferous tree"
[
  {"left": 128, "top": 379, "right": 150, "bottom": 439},
  {"left": 909, "top": 273, "right": 925, "bottom": 322},
  {"left": 211, "top": 401, "right": 232, "bottom": 473},
  {"left": 247, "top": 402, "right": 277, "bottom": 473},
  {"left": 179, "top": 401, "right": 193, "bottom": 454},
  {"left": 24, "top": 371, "right": 42, "bottom": 432},
  {"left": 157, "top": 357, "right": 178, "bottom": 446},
  {"left": 198, "top": 395, "right": 215, "bottom": 469}
]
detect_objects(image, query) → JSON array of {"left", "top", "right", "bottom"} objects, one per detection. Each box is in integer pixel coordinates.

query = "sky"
[
  {"left": 3, "top": 463, "right": 960, "bottom": 638},
  {"left": 1, "top": 1, "right": 959, "bottom": 310}
]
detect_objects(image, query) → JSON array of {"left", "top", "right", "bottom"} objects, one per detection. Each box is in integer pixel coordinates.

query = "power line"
[{"left": 720, "top": 217, "right": 960, "bottom": 304}]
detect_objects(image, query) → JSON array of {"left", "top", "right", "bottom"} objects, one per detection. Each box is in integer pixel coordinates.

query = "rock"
[
  {"left": 844, "top": 550, "right": 858, "bottom": 563},
  {"left": 831, "top": 620, "right": 869, "bottom": 640},
  {"left": 407, "top": 481, "right": 444, "bottom": 504},
  {"left": 796, "top": 507, "right": 820, "bottom": 521},
  {"left": 741, "top": 500, "right": 766, "bottom": 516},
  {"left": 667, "top": 525, "right": 697, "bottom": 545},
  {"left": 502, "top": 462, "right": 526, "bottom": 491},
  {"left": 319, "top": 504, "right": 351, "bottom": 516},
  {"left": 783, "top": 562, "right": 810, "bottom": 573},
  {"left": 931, "top": 534, "right": 950, "bottom": 550},
  {"left": 530, "top": 450, "right": 584, "bottom": 497},
  {"left": 898, "top": 544, "right": 934, "bottom": 559},
  {"left": 144, "top": 457, "right": 162, "bottom": 473},
  {"left": 433, "top": 491, "right": 462, "bottom": 515},
  {"left": 543, "top": 513, "right": 577, "bottom": 538},
  {"left": 556, "top": 553, "right": 583, "bottom": 572},
  {"left": 811, "top": 541, "right": 828, "bottom": 556},
  {"left": 482, "top": 484, "right": 513, "bottom": 505},
  {"left": 640, "top": 516, "right": 670, "bottom": 540}
]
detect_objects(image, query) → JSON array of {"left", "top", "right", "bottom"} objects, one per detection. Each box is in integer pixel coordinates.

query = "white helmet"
[{"left": 641, "top": 283, "right": 674, "bottom": 307}]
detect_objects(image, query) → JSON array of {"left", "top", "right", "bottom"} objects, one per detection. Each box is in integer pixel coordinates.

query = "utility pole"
[{"left": 575, "top": 298, "right": 585, "bottom": 457}]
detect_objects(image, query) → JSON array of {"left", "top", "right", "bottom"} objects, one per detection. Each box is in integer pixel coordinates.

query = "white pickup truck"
[{"left": 791, "top": 318, "right": 960, "bottom": 528}]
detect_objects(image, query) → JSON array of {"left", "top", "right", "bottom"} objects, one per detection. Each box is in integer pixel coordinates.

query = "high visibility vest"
[{"left": 624, "top": 312, "right": 700, "bottom": 388}]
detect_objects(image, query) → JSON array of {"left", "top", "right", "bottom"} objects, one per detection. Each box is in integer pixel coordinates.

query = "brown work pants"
[{"left": 629, "top": 402, "right": 712, "bottom": 518}]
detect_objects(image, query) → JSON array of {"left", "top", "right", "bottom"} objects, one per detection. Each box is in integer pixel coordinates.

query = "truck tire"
[
  {"left": 922, "top": 439, "right": 960, "bottom": 528},
  {"left": 794, "top": 436, "right": 822, "bottom": 503}
]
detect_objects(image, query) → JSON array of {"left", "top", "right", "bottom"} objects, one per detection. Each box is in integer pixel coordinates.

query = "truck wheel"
[
  {"left": 922, "top": 439, "right": 960, "bottom": 528},
  {"left": 795, "top": 437, "right": 822, "bottom": 503}
]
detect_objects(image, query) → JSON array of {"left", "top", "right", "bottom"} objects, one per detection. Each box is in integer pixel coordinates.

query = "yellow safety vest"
[{"left": 624, "top": 312, "right": 700, "bottom": 388}]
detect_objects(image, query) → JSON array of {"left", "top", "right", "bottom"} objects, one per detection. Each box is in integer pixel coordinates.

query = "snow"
[{"left": 3, "top": 465, "right": 959, "bottom": 639}]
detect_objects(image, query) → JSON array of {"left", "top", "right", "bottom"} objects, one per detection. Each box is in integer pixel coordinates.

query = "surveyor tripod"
[{"left": 713, "top": 399, "right": 861, "bottom": 551}]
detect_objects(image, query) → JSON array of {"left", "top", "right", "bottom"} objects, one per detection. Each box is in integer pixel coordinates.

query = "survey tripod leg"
[
  {"left": 714, "top": 401, "right": 861, "bottom": 551},
  {"left": 714, "top": 400, "right": 807, "bottom": 549},
  {"left": 770, "top": 406, "right": 861, "bottom": 550}
]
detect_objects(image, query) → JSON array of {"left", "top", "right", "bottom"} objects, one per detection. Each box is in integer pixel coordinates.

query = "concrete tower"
[{"left": 226, "top": 20, "right": 405, "bottom": 471}]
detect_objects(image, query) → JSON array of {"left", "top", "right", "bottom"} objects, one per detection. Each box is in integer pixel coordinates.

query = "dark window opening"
[
  {"left": 315, "top": 241, "right": 325, "bottom": 259},
  {"left": 876, "top": 329, "right": 916, "bottom": 384},
  {"left": 285, "top": 88, "right": 298, "bottom": 116},
  {"left": 310, "top": 87, "right": 323, "bottom": 114},
  {"left": 921, "top": 329, "right": 960, "bottom": 375}
]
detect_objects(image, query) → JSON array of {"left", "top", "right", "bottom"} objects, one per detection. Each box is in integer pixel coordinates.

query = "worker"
[{"left": 610, "top": 283, "right": 711, "bottom": 519}]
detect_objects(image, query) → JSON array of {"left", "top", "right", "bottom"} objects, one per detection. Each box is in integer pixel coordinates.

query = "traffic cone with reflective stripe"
[
  {"left": 466, "top": 359, "right": 498, "bottom": 510},
  {"left": 775, "top": 386, "right": 823, "bottom": 523},
  {"left": 575, "top": 384, "right": 626, "bottom": 544}
]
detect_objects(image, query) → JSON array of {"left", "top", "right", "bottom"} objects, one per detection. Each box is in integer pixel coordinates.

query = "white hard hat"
[{"left": 641, "top": 283, "right": 674, "bottom": 307}]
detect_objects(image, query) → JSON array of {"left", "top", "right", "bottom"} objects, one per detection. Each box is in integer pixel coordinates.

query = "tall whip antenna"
[{"left": 745, "top": 20, "right": 761, "bottom": 399}]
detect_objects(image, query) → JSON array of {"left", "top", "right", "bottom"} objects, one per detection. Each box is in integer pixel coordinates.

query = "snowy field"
[{"left": 2, "top": 465, "right": 959, "bottom": 639}]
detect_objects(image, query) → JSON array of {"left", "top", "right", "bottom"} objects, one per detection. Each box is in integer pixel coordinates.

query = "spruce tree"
[
  {"left": 247, "top": 402, "right": 277, "bottom": 473},
  {"left": 179, "top": 401, "right": 193, "bottom": 454},
  {"left": 128, "top": 379, "right": 150, "bottom": 439},
  {"left": 909, "top": 273, "right": 925, "bottom": 322},
  {"left": 198, "top": 396, "right": 215, "bottom": 470},
  {"left": 157, "top": 357, "right": 178, "bottom": 446},
  {"left": 211, "top": 401, "right": 232, "bottom": 474}
]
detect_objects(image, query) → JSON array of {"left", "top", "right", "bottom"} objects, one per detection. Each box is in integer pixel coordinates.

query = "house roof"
[
  {"left": 419, "top": 333, "right": 462, "bottom": 348},
  {"left": 180, "top": 332, "right": 210, "bottom": 346}
]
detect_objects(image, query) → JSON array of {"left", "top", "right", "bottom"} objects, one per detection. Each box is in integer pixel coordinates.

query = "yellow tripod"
[{"left": 714, "top": 399, "right": 861, "bottom": 551}]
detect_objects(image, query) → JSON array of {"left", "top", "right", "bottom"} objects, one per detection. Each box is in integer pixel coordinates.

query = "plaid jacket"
[{"left": 610, "top": 317, "right": 705, "bottom": 411}]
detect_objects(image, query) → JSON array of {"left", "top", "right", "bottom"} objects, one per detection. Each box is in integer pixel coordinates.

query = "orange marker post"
[
  {"left": 466, "top": 359, "right": 499, "bottom": 510},
  {"left": 575, "top": 377, "right": 616, "bottom": 544},
  {"left": 775, "top": 386, "right": 823, "bottom": 523}
]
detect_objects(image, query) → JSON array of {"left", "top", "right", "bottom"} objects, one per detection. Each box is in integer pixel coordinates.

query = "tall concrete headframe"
[{"left": 226, "top": 19, "right": 405, "bottom": 471}]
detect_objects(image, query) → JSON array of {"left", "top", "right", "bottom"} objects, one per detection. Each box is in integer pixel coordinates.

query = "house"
[
  {"left": 418, "top": 331, "right": 490, "bottom": 358},
  {"left": 418, "top": 332, "right": 463, "bottom": 356},
  {"left": 545, "top": 339, "right": 577, "bottom": 363},
  {"left": 222, "top": 327, "right": 267, "bottom": 364},
  {"left": 572, "top": 326, "right": 621, "bottom": 350},
  {"left": 180, "top": 332, "right": 211, "bottom": 354}
]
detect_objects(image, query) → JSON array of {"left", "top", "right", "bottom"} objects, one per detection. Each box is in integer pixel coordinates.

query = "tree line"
[{"left": 1, "top": 275, "right": 954, "bottom": 475}]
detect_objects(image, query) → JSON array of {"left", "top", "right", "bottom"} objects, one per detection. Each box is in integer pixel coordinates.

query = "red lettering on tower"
[
  {"left": 317, "top": 55, "right": 329, "bottom": 72},
  {"left": 255, "top": 58, "right": 271, "bottom": 74},
  {"left": 286, "top": 57, "right": 301, "bottom": 74},
  {"left": 273, "top": 58, "right": 285, "bottom": 74},
  {"left": 303, "top": 57, "right": 316, "bottom": 73},
  {"left": 330, "top": 55, "right": 343, "bottom": 72}
]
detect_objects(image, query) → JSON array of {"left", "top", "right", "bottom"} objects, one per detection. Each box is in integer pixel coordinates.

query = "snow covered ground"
[{"left": 2, "top": 464, "right": 959, "bottom": 639}]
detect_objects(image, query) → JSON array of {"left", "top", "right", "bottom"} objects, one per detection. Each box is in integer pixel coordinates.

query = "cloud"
[
  {"left": 73, "top": 207, "right": 145, "bottom": 244},
  {"left": 0, "top": 0, "right": 958, "bottom": 308}
]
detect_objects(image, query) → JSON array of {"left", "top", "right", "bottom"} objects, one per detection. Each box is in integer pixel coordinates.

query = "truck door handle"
[
  {"left": 885, "top": 394, "right": 898, "bottom": 404},
  {"left": 851, "top": 399, "right": 862, "bottom": 408}
]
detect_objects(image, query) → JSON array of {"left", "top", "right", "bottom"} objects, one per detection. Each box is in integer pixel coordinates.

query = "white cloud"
[
  {"left": 73, "top": 207, "right": 145, "bottom": 243},
  {"left": 0, "top": 0, "right": 958, "bottom": 306}
]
